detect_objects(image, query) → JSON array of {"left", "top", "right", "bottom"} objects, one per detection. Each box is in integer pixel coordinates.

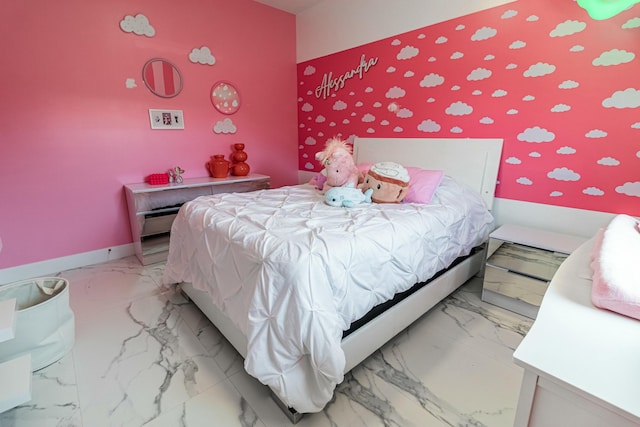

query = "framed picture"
[{"left": 149, "top": 109, "right": 184, "bottom": 130}]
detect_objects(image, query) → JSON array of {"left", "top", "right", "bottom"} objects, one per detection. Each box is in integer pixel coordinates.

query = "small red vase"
[
  {"left": 206, "top": 154, "right": 230, "bottom": 178},
  {"left": 231, "top": 144, "right": 250, "bottom": 176}
]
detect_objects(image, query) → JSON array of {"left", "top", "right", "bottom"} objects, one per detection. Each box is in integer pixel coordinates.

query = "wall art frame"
[
  {"left": 149, "top": 109, "right": 184, "bottom": 130},
  {"left": 210, "top": 81, "right": 241, "bottom": 114},
  {"left": 142, "top": 58, "right": 183, "bottom": 98}
]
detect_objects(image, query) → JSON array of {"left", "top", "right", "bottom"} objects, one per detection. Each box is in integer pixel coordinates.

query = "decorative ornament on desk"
[
  {"left": 231, "top": 143, "right": 250, "bottom": 176},
  {"left": 147, "top": 173, "right": 169, "bottom": 185},
  {"left": 168, "top": 166, "right": 184, "bottom": 183},
  {"left": 206, "top": 155, "right": 230, "bottom": 178}
]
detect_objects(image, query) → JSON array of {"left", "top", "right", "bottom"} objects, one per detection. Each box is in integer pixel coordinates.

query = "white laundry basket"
[{"left": 0, "top": 277, "right": 75, "bottom": 371}]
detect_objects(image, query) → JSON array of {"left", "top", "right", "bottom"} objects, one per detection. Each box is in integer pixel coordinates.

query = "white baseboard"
[{"left": 0, "top": 244, "right": 135, "bottom": 285}]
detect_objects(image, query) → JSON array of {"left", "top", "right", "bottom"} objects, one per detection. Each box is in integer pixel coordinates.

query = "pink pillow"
[{"left": 403, "top": 167, "right": 444, "bottom": 204}]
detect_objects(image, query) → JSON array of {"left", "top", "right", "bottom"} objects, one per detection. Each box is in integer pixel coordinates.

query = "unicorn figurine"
[{"left": 315, "top": 138, "right": 362, "bottom": 193}]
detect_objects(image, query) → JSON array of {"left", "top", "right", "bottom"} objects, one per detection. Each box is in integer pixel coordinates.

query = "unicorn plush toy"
[{"left": 315, "top": 137, "right": 362, "bottom": 193}]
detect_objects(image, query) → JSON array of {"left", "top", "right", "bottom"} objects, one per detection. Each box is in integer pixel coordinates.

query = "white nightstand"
[{"left": 482, "top": 224, "right": 587, "bottom": 319}]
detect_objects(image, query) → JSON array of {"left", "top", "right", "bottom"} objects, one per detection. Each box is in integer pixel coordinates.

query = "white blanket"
[{"left": 162, "top": 178, "right": 494, "bottom": 412}]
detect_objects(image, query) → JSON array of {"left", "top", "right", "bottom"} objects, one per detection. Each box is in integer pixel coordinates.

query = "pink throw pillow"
[{"left": 403, "top": 167, "right": 444, "bottom": 204}]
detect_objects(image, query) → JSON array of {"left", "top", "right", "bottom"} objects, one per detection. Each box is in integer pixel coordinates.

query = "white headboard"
[{"left": 353, "top": 137, "right": 503, "bottom": 210}]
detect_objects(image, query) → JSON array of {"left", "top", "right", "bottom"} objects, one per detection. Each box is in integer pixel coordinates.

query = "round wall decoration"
[
  {"left": 210, "top": 81, "right": 241, "bottom": 114},
  {"left": 142, "top": 58, "right": 183, "bottom": 98}
]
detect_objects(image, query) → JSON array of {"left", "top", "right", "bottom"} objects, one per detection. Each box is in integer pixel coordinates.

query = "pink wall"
[
  {"left": 0, "top": 0, "right": 298, "bottom": 269},
  {"left": 297, "top": 0, "right": 640, "bottom": 217}
]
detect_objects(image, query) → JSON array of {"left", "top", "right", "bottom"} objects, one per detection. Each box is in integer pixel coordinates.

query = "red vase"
[
  {"left": 231, "top": 144, "right": 250, "bottom": 176},
  {"left": 206, "top": 154, "right": 230, "bottom": 178}
]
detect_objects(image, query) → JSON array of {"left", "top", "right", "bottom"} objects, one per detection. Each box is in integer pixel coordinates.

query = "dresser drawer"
[
  {"left": 487, "top": 242, "right": 567, "bottom": 281},
  {"left": 483, "top": 265, "right": 548, "bottom": 308}
]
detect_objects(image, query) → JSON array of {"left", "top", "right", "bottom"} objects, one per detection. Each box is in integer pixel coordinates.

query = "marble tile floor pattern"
[{"left": 1, "top": 256, "right": 534, "bottom": 427}]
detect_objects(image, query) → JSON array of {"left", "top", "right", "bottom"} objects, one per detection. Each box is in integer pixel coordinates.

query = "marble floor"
[{"left": 1, "top": 256, "right": 533, "bottom": 427}]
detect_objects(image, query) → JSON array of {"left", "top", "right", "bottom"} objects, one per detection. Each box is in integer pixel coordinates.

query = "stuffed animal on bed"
[
  {"left": 315, "top": 137, "right": 362, "bottom": 193},
  {"left": 359, "top": 161, "right": 410, "bottom": 203},
  {"left": 325, "top": 184, "right": 373, "bottom": 207}
]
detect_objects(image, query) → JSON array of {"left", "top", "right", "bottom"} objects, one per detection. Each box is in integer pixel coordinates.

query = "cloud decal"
[
  {"left": 524, "top": 62, "right": 556, "bottom": 77},
  {"left": 559, "top": 80, "right": 579, "bottom": 89},
  {"left": 518, "top": 126, "right": 555, "bottom": 143},
  {"left": 398, "top": 45, "right": 419, "bottom": 60},
  {"left": 593, "top": 49, "right": 635, "bottom": 66},
  {"left": 517, "top": 177, "right": 533, "bottom": 185},
  {"left": 623, "top": 17, "right": 640, "bottom": 29},
  {"left": 125, "top": 78, "right": 137, "bottom": 88},
  {"left": 445, "top": 101, "right": 473, "bottom": 116},
  {"left": 586, "top": 129, "right": 607, "bottom": 138},
  {"left": 557, "top": 146, "right": 576, "bottom": 154},
  {"left": 616, "top": 182, "right": 640, "bottom": 197},
  {"left": 509, "top": 40, "right": 526, "bottom": 49},
  {"left": 602, "top": 88, "right": 640, "bottom": 108},
  {"left": 506, "top": 157, "right": 521, "bottom": 164},
  {"left": 213, "top": 118, "right": 237, "bottom": 134},
  {"left": 597, "top": 157, "right": 620, "bottom": 166},
  {"left": 386, "top": 86, "right": 406, "bottom": 98},
  {"left": 189, "top": 46, "right": 215, "bottom": 65},
  {"left": 471, "top": 27, "right": 497, "bottom": 41},
  {"left": 396, "top": 108, "right": 414, "bottom": 118},
  {"left": 420, "top": 73, "right": 445, "bottom": 87},
  {"left": 418, "top": 119, "right": 441, "bottom": 132},
  {"left": 550, "top": 20, "right": 586, "bottom": 37},
  {"left": 120, "top": 14, "right": 155, "bottom": 37},
  {"left": 548, "top": 167, "right": 580, "bottom": 181},
  {"left": 332, "top": 101, "right": 346, "bottom": 111},
  {"left": 304, "top": 65, "right": 316, "bottom": 76},
  {"left": 583, "top": 187, "right": 605, "bottom": 196},
  {"left": 301, "top": 102, "right": 313, "bottom": 112},
  {"left": 362, "top": 113, "right": 375, "bottom": 123},
  {"left": 467, "top": 68, "right": 492, "bottom": 81}
]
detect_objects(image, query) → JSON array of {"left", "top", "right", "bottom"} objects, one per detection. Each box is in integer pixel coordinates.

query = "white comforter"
[{"left": 162, "top": 178, "right": 494, "bottom": 412}]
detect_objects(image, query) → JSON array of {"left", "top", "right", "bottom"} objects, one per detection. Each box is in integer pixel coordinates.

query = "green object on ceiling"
[{"left": 577, "top": 0, "right": 639, "bottom": 20}]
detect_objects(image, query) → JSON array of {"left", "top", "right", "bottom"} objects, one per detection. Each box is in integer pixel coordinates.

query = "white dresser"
[
  {"left": 512, "top": 237, "right": 640, "bottom": 426},
  {"left": 124, "top": 174, "right": 270, "bottom": 265}
]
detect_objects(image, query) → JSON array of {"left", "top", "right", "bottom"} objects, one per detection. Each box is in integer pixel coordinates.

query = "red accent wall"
[{"left": 297, "top": 0, "right": 640, "bottom": 216}]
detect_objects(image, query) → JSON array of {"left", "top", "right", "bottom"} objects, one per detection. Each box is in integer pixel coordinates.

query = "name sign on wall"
[{"left": 315, "top": 54, "right": 378, "bottom": 99}]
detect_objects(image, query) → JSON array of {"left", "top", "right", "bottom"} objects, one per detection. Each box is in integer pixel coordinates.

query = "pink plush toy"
[{"left": 315, "top": 138, "right": 362, "bottom": 193}]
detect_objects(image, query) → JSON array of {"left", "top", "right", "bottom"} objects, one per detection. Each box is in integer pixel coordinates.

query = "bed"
[{"left": 162, "top": 137, "right": 503, "bottom": 421}]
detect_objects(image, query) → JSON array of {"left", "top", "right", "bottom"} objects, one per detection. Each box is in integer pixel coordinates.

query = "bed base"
[{"left": 178, "top": 246, "right": 485, "bottom": 422}]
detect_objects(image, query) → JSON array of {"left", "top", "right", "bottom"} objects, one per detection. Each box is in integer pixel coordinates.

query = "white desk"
[{"left": 513, "top": 237, "right": 640, "bottom": 426}]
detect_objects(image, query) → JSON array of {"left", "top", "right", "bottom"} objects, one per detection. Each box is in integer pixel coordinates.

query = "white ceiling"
[{"left": 252, "top": 0, "right": 325, "bottom": 14}]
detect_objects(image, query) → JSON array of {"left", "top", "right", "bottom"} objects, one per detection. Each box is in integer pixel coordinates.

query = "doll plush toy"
[
  {"left": 360, "top": 161, "right": 410, "bottom": 203},
  {"left": 315, "top": 137, "right": 362, "bottom": 193}
]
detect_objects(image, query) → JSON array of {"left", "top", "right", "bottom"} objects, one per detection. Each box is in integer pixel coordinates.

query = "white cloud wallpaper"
[{"left": 296, "top": 0, "right": 640, "bottom": 216}]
